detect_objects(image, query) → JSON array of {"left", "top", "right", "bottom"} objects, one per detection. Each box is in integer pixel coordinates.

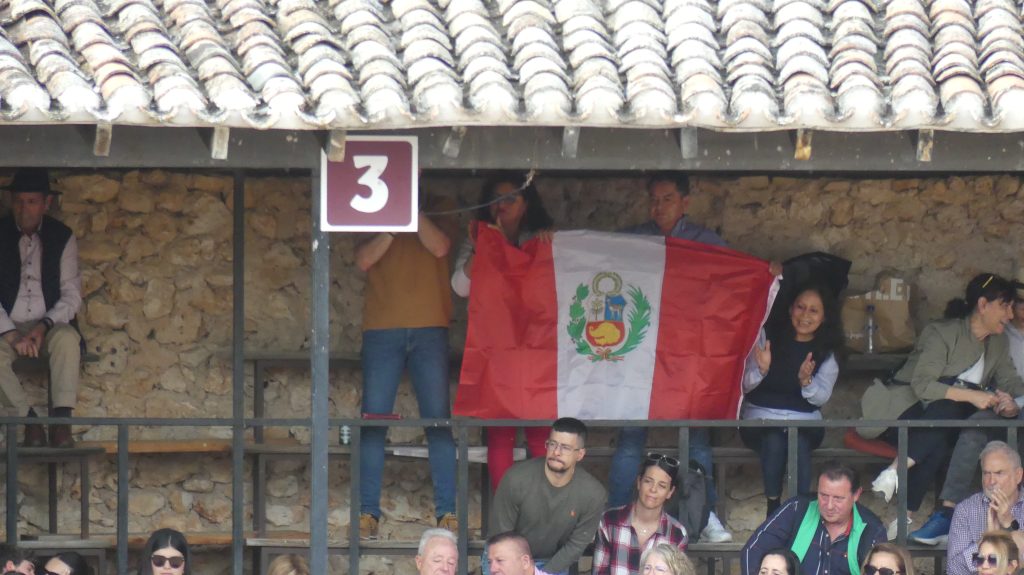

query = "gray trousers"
[
  {"left": 0, "top": 322, "right": 80, "bottom": 413},
  {"left": 939, "top": 408, "right": 1024, "bottom": 504}
]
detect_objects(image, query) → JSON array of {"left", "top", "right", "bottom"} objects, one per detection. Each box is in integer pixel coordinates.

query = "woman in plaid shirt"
[{"left": 592, "top": 454, "right": 689, "bottom": 575}]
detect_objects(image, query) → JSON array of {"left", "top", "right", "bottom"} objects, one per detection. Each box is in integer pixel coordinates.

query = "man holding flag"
[{"left": 609, "top": 173, "right": 734, "bottom": 543}]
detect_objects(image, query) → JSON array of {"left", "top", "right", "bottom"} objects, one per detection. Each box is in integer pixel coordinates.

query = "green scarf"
[{"left": 790, "top": 501, "right": 866, "bottom": 575}]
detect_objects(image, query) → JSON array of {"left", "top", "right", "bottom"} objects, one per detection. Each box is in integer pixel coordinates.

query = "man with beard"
[
  {"left": 488, "top": 418, "right": 606, "bottom": 574},
  {"left": 740, "top": 461, "right": 885, "bottom": 575}
]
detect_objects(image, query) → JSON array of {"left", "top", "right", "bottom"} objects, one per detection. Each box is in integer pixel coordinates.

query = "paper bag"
[{"left": 842, "top": 276, "right": 915, "bottom": 353}]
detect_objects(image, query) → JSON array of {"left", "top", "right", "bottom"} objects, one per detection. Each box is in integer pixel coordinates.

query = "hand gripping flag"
[{"left": 453, "top": 228, "right": 778, "bottom": 420}]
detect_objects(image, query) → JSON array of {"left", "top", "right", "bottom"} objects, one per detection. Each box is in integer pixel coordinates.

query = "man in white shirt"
[{"left": 0, "top": 169, "right": 82, "bottom": 447}]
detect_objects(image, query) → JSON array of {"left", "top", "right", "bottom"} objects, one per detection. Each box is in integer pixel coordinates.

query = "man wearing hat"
[{"left": 0, "top": 168, "right": 81, "bottom": 447}]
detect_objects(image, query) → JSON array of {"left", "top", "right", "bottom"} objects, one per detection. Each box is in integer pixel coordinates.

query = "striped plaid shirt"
[
  {"left": 948, "top": 489, "right": 1024, "bottom": 575},
  {"left": 592, "top": 504, "right": 688, "bottom": 575}
]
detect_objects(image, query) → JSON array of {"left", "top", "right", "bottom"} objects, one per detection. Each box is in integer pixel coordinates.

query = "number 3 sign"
[{"left": 320, "top": 136, "right": 418, "bottom": 232}]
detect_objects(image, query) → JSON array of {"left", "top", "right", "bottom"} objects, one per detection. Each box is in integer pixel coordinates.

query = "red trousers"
[{"left": 487, "top": 426, "right": 550, "bottom": 492}]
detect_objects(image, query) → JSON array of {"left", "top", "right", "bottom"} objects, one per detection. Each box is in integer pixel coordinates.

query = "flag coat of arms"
[{"left": 453, "top": 228, "right": 778, "bottom": 420}]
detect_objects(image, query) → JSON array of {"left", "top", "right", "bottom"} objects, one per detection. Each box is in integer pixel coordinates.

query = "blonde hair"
[
  {"left": 862, "top": 543, "right": 915, "bottom": 575},
  {"left": 639, "top": 543, "right": 695, "bottom": 575},
  {"left": 979, "top": 531, "right": 1021, "bottom": 574},
  {"left": 266, "top": 554, "right": 310, "bottom": 575}
]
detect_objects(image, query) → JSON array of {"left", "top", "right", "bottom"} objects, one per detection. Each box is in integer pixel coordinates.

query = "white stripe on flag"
[{"left": 554, "top": 231, "right": 666, "bottom": 419}]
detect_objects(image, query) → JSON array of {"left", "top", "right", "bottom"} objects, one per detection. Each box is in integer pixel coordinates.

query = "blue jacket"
[{"left": 740, "top": 497, "right": 886, "bottom": 575}]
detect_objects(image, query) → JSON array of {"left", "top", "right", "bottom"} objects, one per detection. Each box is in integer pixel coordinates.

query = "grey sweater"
[{"left": 489, "top": 457, "right": 607, "bottom": 573}]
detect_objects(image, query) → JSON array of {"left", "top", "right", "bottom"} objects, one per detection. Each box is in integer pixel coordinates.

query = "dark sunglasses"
[
  {"left": 645, "top": 452, "right": 680, "bottom": 469},
  {"left": 973, "top": 553, "right": 1000, "bottom": 568},
  {"left": 151, "top": 555, "right": 186, "bottom": 569},
  {"left": 864, "top": 566, "right": 901, "bottom": 575}
]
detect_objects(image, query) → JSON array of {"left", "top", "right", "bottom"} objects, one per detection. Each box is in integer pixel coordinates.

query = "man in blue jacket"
[{"left": 741, "top": 461, "right": 886, "bottom": 575}]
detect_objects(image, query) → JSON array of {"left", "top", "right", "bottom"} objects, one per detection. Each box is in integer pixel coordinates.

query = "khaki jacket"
[{"left": 858, "top": 317, "right": 1024, "bottom": 438}]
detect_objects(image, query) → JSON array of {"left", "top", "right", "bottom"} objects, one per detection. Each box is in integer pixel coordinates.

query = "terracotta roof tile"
[{"left": 4, "top": 0, "right": 1024, "bottom": 129}]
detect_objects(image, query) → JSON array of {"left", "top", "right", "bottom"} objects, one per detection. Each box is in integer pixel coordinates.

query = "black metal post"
[
  {"left": 786, "top": 425, "right": 798, "bottom": 497},
  {"left": 80, "top": 457, "right": 90, "bottom": 538},
  {"left": 48, "top": 462, "right": 57, "bottom": 533},
  {"left": 457, "top": 423, "right": 469, "bottom": 575},
  {"left": 6, "top": 423, "right": 16, "bottom": 546},
  {"left": 349, "top": 423, "right": 362, "bottom": 575},
  {"left": 310, "top": 166, "right": 330, "bottom": 575},
  {"left": 677, "top": 426, "right": 689, "bottom": 520},
  {"left": 896, "top": 426, "right": 909, "bottom": 543},
  {"left": 117, "top": 425, "right": 129, "bottom": 574},
  {"left": 231, "top": 170, "right": 246, "bottom": 575}
]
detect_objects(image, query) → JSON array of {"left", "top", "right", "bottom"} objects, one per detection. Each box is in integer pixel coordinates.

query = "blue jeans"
[
  {"left": 360, "top": 327, "right": 456, "bottom": 517},
  {"left": 608, "top": 427, "right": 716, "bottom": 509},
  {"left": 739, "top": 426, "right": 824, "bottom": 499}
]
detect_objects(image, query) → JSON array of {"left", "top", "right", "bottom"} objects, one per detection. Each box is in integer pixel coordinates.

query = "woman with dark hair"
[
  {"left": 451, "top": 173, "right": 555, "bottom": 491},
  {"left": 860, "top": 273, "right": 1024, "bottom": 539},
  {"left": 740, "top": 283, "right": 844, "bottom": 517},
  {"left": 757, "top": 548, "right": 801, "bottom": 575},
  {"left": 861, "top": 542, "right": 915, "bottom": 575},
  {"left": 137, "top": 528, "right": 189, "bottom": 575},
  {"left": 40, "top": 552, "right": 92, "bottom": 575},
  {"left": 593, "top": 454, "right": 688, "bottom": 575}
]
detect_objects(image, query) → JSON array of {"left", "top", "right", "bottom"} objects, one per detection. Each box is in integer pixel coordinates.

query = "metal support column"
[
  {"left": 310, "top": 167, "right": 330, "bottom": 575},
  {"left": 677, "top": 426, "right": 689, "bottom": 520},
  {"left": 896, "top": 426, "right": 909, "bottom": 543},
  {"left": 457, "top": 424, "right": 470, "bottom": 575},
  {"left": 231, "top": 170, "right": 246, "bottom": 575},
  {"left": 117, "top": 426, "right": 129, "bottom": 574},
  {"left": 786, "top": 425, "right": 798, "bottom": 497},
  {"left": 6, "top": 423, "right": 17, "bottom": 546},
  {"left": 349, "top": 424, "right": 361, "bottom": 575}
]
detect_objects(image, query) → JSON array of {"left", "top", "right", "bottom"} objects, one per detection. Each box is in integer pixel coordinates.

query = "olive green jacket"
[{"left": 858, "top": 317, "right": 1024, "bottom": 438}]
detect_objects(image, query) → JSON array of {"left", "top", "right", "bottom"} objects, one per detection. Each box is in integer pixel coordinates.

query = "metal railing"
[{"left": 3, "top": 415, "right": 1023, "bottom": 574}]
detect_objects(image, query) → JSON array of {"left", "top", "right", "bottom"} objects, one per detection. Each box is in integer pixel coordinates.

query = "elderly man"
[
  {"left": 415, "top": 528, "right": 458, "bottom": 575},
  {"left": 946, "top": 441, "right": 1024, "bottom": 575},
  {"left": 0, "top": 543, "right": 35, "bottom": 574},
  {"left": 0, "top": 168, "right": 81, "bottom": 448},
  {"left": 487, "top": 532, "right": 551, "bottom": 575},
  {"left": 489, "top": 417, "right": 606, "bottom": 574},
  {"left": 740, "top": 461, "right": 886, "bottom": 575}
]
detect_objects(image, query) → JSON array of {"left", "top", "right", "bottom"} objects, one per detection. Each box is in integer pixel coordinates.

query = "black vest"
[
  {"left": 745, "top": 338, "right": 819, "bottom": 413},
  {"left": 0, "top": 215, "right": 73, "bottom": 316}
]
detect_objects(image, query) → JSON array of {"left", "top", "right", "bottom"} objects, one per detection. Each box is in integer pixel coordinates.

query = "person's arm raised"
[{"left": 354, "top": 233, "right": 395, "bottom": 272}]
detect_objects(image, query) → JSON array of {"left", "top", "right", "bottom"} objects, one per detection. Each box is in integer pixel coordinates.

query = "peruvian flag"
[{"left": 453, "top": 227, "right": 778, "bottom": 420}]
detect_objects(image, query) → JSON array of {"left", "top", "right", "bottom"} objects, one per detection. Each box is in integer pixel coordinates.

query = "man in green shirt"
[{"left": 489, "top": 418, "right": 607, "bottom": 574}]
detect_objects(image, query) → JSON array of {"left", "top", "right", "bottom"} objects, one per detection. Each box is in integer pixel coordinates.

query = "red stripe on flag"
[
  {"left": 453, "top": 227, "right": 559, "bottom": 419},
  {"left": 649, "top": 238, "right": 774, "bottom": 420}
]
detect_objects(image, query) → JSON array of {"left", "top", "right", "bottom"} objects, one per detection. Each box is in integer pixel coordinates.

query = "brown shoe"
[
  {"left": 437, "top": 512, "right": 458, "bottom": 533},
  {"left": 23, "top": 422, "right": 46, "bottom": 447},
  {"left": 49, "top": 424, "right": 74, "bottom": 448},
  {"left": 358, "top": 513, "right": 379, "bottom": 540}
]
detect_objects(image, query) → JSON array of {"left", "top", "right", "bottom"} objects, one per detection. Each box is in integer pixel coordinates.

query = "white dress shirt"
[{"left": 0, "top": 223, "right": 81, "bottom": 334}]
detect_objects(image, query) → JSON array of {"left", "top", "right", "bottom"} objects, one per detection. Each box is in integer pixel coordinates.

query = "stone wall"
[{"left": 2, "top": 171, "right": 1020, "bottom": 574}]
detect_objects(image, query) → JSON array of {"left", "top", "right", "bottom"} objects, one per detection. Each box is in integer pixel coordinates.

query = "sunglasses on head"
[
  {"left": 151, "top": 555, "right": 185, "bottom": 569},
  {"left": 973, "top": 553, "right": 1000, "bottom": 568},
  {"left": 645, "top": 452, "right": 680, "bottom": 469},
  {"left": 864, "top": 566, "right": 901, "bottom": 575}
]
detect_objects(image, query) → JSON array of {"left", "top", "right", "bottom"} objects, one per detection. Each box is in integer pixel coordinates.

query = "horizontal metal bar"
[{"left": 2, "top": 416, "right": 1022, "bottom": 429}]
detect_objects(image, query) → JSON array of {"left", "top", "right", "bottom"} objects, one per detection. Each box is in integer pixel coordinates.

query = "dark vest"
[
  {"left": 0, "top": 215, "right": 73, "bottom": 316},
  {"left": 746, "top": 338, "right": 818, "bottom": 413}
]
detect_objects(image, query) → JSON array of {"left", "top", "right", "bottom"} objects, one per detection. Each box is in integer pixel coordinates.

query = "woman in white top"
[{"left": 740, "top": 283, "right": 843, "bottom": 518}]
